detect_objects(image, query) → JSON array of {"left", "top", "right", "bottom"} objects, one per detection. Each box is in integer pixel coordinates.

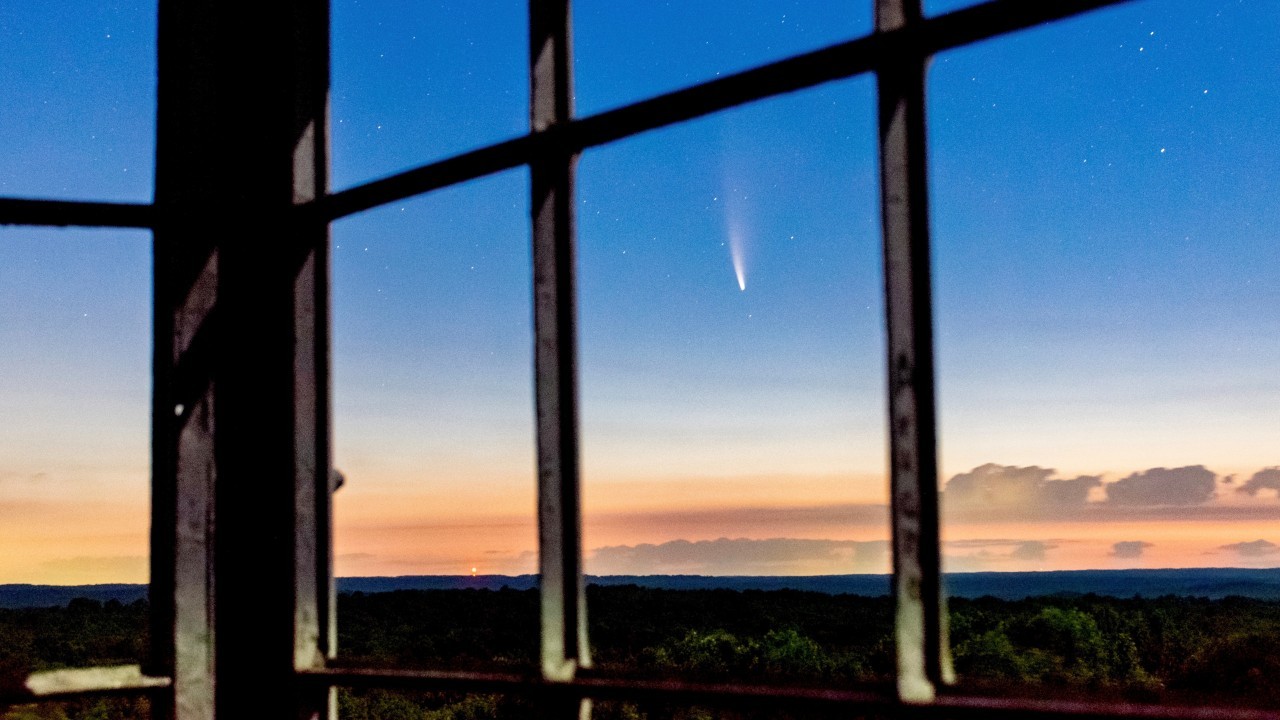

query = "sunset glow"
[{"left": 3, "top": 1, "right": 1279, "bottom": 585}]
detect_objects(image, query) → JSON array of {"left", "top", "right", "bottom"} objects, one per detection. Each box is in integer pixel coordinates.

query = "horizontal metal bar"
[
  {"left": 919, "top": 0, "right": 1138, "bottom": 55},
  {"left": 0, "top": 0, "right": 1136, "bottom": 230},
  {"left": 937, "top": 695, "right": 1280, "bottom": 720},
  {"left": 299, "top": 667, "right": 892, "bottom": 710},
  {"left": 313, "top": 0, "right": 1133, "bottom": 221},
  {"left": 573, "top": 0, "right": 1136, "bottom": 150},
  {"left": 298, "top": 668, "right": 1280, "bottom": 720},
  {"left": 315, "top": 135, "right": 533, "bottom": 221},
  {"left": 0, "top": 666, "right": 171, "bottom": 707},
  {"left": 0, "top": 198, "right": 155, "bottom": 229}
]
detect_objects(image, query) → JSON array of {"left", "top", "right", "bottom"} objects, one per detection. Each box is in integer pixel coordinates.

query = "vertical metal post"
[
  {"left": 153, "top": 1, "right": 333, "bottom": 718},
  {"left": 530, "top": 0, "right": 591, "bottom": 693},
  {"left": 874, "top": 0, "right": 953, "bottom": 703}
]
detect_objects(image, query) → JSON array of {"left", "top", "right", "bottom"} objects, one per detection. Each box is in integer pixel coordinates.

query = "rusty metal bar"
[
  {"left": 876, "top": 0, "right": 951, "bottom": 704},
  {"left": 295, "top": 668, "right": 1280, "bottom": 720},
  {"left": 0, "top": 198, "right": 154, "bottom": 228},
  {"left": 530, "top": 0, "right": 590, "bottom": 691},
  {"left": 310, "top": 0, "right": 1133, "bottom": 222},
  {"left": 153, "top": 1, "right": 332, "bottom": 719}
]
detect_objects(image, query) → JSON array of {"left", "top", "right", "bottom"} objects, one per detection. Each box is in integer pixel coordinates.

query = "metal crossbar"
[
  {"left": 0, "top": 198, "right": 153, "bottom": 228},
  {"left": 296, "top": 668, "right": 1280, "bottom": 720},
  {"left": 313, "top": 0, "right": 1136, "bottom": 223},
  {"left": 9, "top": 667, "right": 1280, "bottom": 720}
]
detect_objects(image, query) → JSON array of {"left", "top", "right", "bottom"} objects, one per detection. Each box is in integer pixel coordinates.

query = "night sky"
[{"left": 1, "top": 0, "right": 1277, "bottom": 583}]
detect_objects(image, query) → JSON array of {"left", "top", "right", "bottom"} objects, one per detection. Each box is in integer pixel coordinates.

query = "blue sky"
[{"left": 1, "top": 0, "right": 1278, "bottom": 582}]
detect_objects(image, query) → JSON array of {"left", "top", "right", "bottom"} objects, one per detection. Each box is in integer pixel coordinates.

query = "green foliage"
[
  {"left": 0, "top": 599, "right": 148, "bottom": 674},
  {"left": 760, "top": 628, "right": 833, "bottom": 677},
  {"left": 336, "top": 691, "right": 515, "bottom": 720},
  {"left": 0, "top": 698, "right": 150, "bottom": 720},
  {"left": 338, "top": 589, "right": 537, "bottom": 671},
  {"left": 9, "top": 589, "right": 1280, "bottom": 716},
  {"left": 587, "top": 586, "right": 889, "bottom": 685},
  {"left": 1173, "top": 632, "right": 1280, "bottom": 705},
  {"left": 948, "top": 594, "right": 1280, "bottom": 702},
  {"left": 646, "top": 628, "right": 756, "bottom": 676}
]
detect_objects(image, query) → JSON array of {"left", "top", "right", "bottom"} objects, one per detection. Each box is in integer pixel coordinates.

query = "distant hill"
[
  {"left": 340, "top": 568, "right": 1280, "bottom": 599},
  {"left": 8, "top": 567, "right": 1280, "bottom": 608},
  {"left": 0, "top": 583, "right": 148, "bottom": 609}
]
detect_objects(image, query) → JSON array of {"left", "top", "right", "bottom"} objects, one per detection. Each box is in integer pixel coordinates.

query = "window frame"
[{"left": 8, "top": 0, "right": 1278, "bottom": 718}]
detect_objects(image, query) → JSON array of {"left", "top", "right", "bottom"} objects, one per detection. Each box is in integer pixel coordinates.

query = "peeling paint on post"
[
  {"left": 875, "top": 0, "right": 953, "bottom": 703},
  {"left": 530, "top": 0, "right": 592, "bottom": 700}
]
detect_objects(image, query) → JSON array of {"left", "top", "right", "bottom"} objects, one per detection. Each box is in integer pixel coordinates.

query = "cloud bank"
[
  {"left": 1111, "top": 541, "right": 1154, "bottom": 559},
  {"left": 943, "top": 538, "right": 1059, "bottom": 570},
  {"left": 1237, "top": 468, "right": 1280, "bottom": 497},
  {"left": 586, "top": 537, "right": 889, "bottom": 576},
  {"left": 1105, "top": 466, "right": 1216, "bottom": 506},
  {"left": 942, "top": 461, "right": 1100, "bottom": 517},
  {"left": 938, "top": 463, "right": 1272, "bottom": 523},
  {"left": 943, "top": 464, "right": 1101, "bottom": 520},
  {"left": 1218, "top": 540, "right": 1280, "bottom": 557}
]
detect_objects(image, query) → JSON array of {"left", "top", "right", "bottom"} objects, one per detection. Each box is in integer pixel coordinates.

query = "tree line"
[{"left": 5, "top": 587, "right": 1280, "bottom": 719}]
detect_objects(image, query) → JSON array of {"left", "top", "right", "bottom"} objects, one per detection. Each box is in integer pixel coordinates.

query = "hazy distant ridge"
[
  {"left": 0, "top": 583, "right": 149, "bottom": 609},
  {"left": 7, "top": 568, "right": 1280, "bottom": 608}
]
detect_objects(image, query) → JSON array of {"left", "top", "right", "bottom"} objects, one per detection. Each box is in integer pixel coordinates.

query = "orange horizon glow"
[{"left": 5, "top": 459, "right": 1280, "bottom": 585}]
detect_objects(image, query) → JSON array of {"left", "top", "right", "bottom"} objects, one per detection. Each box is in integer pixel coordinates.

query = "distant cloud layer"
[
  {"left": 586, "top": 537, "right": 889, "bottom": 576},
  {"left": 1011, "top": 541, "right": 1053, "bottom": 561},
  {"left": 944, "top": 539, "right": 1058, "bottom": 570},
  {"left": 943, "top": 464, "right": 1100, "bottom": 519},
  {"left": 1111, "top": 541, "right": 1154, "bottom": 559},
  {"left": 1105, "top": 466, "right": 1216, "bottom": 506},
  {"left": 1219, "top": 540, "right": 1280, "bottom": 557},
  {"left": 939, "top": 463, "right": 1256, "bottom": 523},
  {"left": 1237, "top": 467, "right": 1280, "bottom": 497},
  {"left": 39, "top": 555, "right": 148, "bottom": 581},
  {"left": 0, "top": 471, "right": 48, "bottom": 485}
]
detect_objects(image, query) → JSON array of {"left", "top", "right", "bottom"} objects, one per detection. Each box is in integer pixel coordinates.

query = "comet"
[
  {"left": 729, "top": 225, "right": 747, "bottom": 291},
  {"left": 725, "top": 188, "right": 749, "bottom": 292}
]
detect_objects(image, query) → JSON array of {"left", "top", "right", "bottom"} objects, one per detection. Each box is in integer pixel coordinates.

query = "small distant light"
[{"left": 174, "top": 404, "right": 185, "bottom": 416}]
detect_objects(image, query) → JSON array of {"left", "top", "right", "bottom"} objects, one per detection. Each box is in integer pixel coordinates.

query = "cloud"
[
  {"left": 585, "top": 537, "right": 889, "bottom": 576},
  {"left": 943, "top": 464, "right": 1100, "bottom": 519},
  {"left": 1111, "top": 541, "right": 1153, "bottom": 559},
  {"left": 39, "top": 555, "right": 148, "bottom": 582},
  {"left": 1218, "top": 540, "right": 1280, "bottom": 557},
  {"left": 943, "top": 539, "right": 1058, "bottom": 570},
  {"left": 591, "top": 503, "right": 889, "bottom": 535},
  {"left": 1237, "top": 468, "right": 1280, "bottom": 497},
  {"left": 1010, "top": 541, "right": 1053, "bottom": 561},
  {"left": 0, "top": 471, "right": 48, "bottom": 485},
  {"left": 1105, "top": 466, "right": 1216, "bottom": 506}
]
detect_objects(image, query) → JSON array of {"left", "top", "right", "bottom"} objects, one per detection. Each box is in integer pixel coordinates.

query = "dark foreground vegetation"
[{"left": 5, "top": 587, "right": 1280, "bottom": 718}]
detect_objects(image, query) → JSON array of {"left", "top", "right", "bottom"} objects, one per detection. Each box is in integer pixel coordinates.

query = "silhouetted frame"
[{"left": 20, "top": 2, "right": 1280, "bottom": 720}]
